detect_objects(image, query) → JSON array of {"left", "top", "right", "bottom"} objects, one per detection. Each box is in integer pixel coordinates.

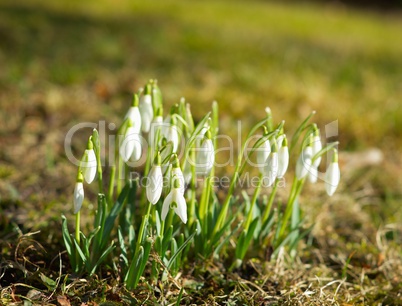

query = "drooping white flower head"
[
  {"left": 276, "top": 133, "right": 286, "bottom": 150},
  {"left": 171, "top": 155, "right": 185, "bottom": 195},
  {"left": 325, "top": 149, "right": 340, "bottom": 196},
  {"left": 277, "top": 136, "right": 289, "bottom": 179},
  {"left": 296, "top": 144, "right": 313, "bottom": 180},
  {"left": 139, "top": 84, "right": 154, "bottom": 133},
  {"left": 183, "top": 159, "right": 192, "bottom": 185},
  {"left": 257, "top": 131, "right": 271, "bottom": 174},
  {"left": 73, "top": 172, "right": 84, "bottom": 214},
  {"left": 120, "top": 125, "right": 142, "bottom": 162},
  {"left": 148, "top": 107, "right": 163, "bottom": 149},
  {"left": 311, "top": 129, "right": 322, "bottom": 168},
  {"left": 164, "top": 116, "right": 179, "bottom": 153},
  {"left": 196, "top": 130, "right": 215, "bottom": 175},
  {"left": 146, "top": 152, "right": 163, "bottom": 205},
  {"left": 82, "top": 137, "right": 97, "bottom": 184},
  {"left": 162, "top": 177, "right": 187, "bottom": 224},
  {"left": 263, "top": 142, "right": 278, "bottom": 187},
  {"left": 124, "top": 94, "right": 142, "bottom": 133}
]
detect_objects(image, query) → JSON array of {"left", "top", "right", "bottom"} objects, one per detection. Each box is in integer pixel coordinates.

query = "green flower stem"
[
  {"left": 213, "top": 158, "right": 241, "bottom": 236},
  {"left": 261, "top": 178, "right": 280, "bottom": 225},
  {"left": 244, "top": 173, "right": 263, "bottom": 231},
  {"left": 117, "top": 154, "right": 124, "bottom": 196},
  {"left": 278, "top": 178, "right": 305, "bottom": 239},
  {"left": 135, "top": 202, "right": 152, "bottom": 256},
  {"left": 74, "top": 210, "right": 81, "bottom": 269},
  {"left": 188, "top": 151, "right": 197, "bottom": 228},
  {"left": 140, "top": 145, "right": 152, "bottom": 209},
  {"left": 107, "top": 165, "right": 116, "bottom": 205}
]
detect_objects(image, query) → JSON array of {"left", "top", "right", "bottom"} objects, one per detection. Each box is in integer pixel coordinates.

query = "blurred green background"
[
  {"left": 0, "top": 0, "right": 401, "bottom": 222},
  {"left": 1, "top": 1, "right": 401, "bottom": 303}
]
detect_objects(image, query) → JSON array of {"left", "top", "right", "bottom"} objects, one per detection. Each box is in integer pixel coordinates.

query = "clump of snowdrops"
[{"left": 62, "top": 79, "right": 340, "bottom": 288}]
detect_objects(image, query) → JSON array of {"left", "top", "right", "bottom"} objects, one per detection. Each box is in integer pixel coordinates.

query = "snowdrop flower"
[
  {"left": 73, "top": 171, "right": 84, "bottom": 214},
  {"left": 162, "top": 177, "right": 187, "bottom": 224},
  {"left": 120, "top": 124, "right": 142, "bottom": 162},
  {"left": 263, "top": 142, "right": 278, "bottom": 187},
  {"left": 196, "top": 130, "right": 215, "bottom": 175},
  {"left": 164, "top": 116, "right": 179, "bottom": 152},
  {"left": 146, "top": 152, "right": 163, "bottom": 205},
  {"left": 171, "top": 155, "right": 185, "bottom": 194},
  {"left": 257, "top": 131, "right": 271, "bottom": 174},
  {"left": 139, "top": 84, "right": 154, "bottom": 133},
  {"left": 309, "top": 127, "right": 322, "bottom": 183},
  {"left": 183, "top": 159, "right": 192, "bottom": 184},
  {"left": 325, "top": 149, "right": 340, "bottom": 196},
  {"left": 277, "top": 137, "right": 289, "bottom": 178},
  {"left": 276, "top": 133, "right": 286, "bottom": 150},
  {"left": 82, "top": 137, "right": 97, "bottom": 184},
  {"left": 124, "top": 94, "right": 142, "bottom": 133},
  {"left": 148, "top": 107, "right": 163, "bottom": 149},
  {"left": 295, "top": 144, "right": 313, "bottom": 180}
]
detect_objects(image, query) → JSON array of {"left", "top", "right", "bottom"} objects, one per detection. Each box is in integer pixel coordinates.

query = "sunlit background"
[{"left": 0, "top": 0, "right": 401, "bottom": 302}]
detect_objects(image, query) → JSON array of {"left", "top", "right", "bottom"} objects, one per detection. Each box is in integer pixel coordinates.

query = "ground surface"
[{"left": 0, "top": 0, "right": 401, "bottom": 304}]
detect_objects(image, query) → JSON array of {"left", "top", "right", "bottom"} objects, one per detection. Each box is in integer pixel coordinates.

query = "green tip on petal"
[
  {"left": 271, "top": 141, "right": 278, "bottom": 153},
  {"left": 76, "top": 170, "right": 84, "bottom": 183},
  {"left": 144, "top": 84, "right": 152, "bottom": 95},
  {"left": 87, "top": 137, "right": 94, "bottom": 150},
  {"left": 307, "top": 133, "right": 313, "bottom": 147},
  {"left": 132, "top": 93, "right": 139, "bottom": 107},
  {"left": 172, "top": 154, "right": 180, "bottom": 168},
  {"left": 170, "top": 115, "right": 177, "bottom": 125},
  {"left": 173, "top": 177, "right": 180, "bottom": 189},
  {"left": 155, "top": 152, "right": 162, "bottom": 165},
  {"left": 282, "top": 137, "right": 288, "bottom": 147},
  {"left": 205, "top": 129, "right": 212, "bottom": 140},
  {"left": 332, "top": 149, "right": 338, "bottom": 163},
  {"left": 155, "top": 107, "right": 163, "bottom": 117}
]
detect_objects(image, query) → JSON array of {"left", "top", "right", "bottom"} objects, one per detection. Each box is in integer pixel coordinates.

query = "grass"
[{"left": 0, "top": 0, "right": 401, "bottom": 304}]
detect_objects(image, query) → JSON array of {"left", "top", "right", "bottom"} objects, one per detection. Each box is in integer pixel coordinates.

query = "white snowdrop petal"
[
  {"left": 257, "top": 139, "right": 271, "bottom": 174},
  {"left": 264, "top": 152, "right": 278, "bottom": 187},
  {"left": 308, "top": 166, "right": 318, "bottom": 184},
  {"left": 125, "top": 107, "right": 142, "bottom": 133},
  {"left": 277, "top": 146, "right": 289, "bottom": 178},
  {"left": 173, "top": 189, "right": 188, "bottom": 224},
  {"left": 196, "top": 138, "right": 215, "bottom": 175},
  {"left": 161, "top": 192, "right": 173, "bottom": 221},
  {"left": 147, "top": 165, "right": 163, "bottom": 204},
  {"left": 73, "top": 182, "right": 84, "bottom": 214},
  {"left": 83, "top": 149, "right": 97, "bottom": 184},
  {"left": 325, "top": 162, "right": 340, "bottom": 196},
  {"left": 120, "top": 127, "right": 142, "bottom": 162},
  {"left": 296, "top": 146, "right": 313, "bottom": 179},
  {"left": 172, "top": 167, "right": 185, "bottom": 195},
  {"left": 312, "top": 135, "right": 322, "bottom": 168},
  {"left": 139, "top": 94, "right": 154, "bottom": 133}
]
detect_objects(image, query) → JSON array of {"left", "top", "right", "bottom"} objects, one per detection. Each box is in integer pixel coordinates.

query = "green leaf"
[
  {"left": 239, "top": 218, "right": 259, "bottom": 260},
  {"left": 162, "top": 226, "right": 173, "bottom": 255},
  {"left": 61, "top": 215, "right": 72, "bottom": 256},
  {"left": 118, "top": 227, "right": 128, "bottom": 270},
  {"left": 89, "top": 243, "right": 115, "bottom": 276},
  {"left": 289, "top": 111, "right": 315, "bottom": 153},
  {"left": 40, "top": 273, "right": 56, "bottom": 291},
  {"left": 125, "top": 246, "right": 144, "bottom": 289},
  {"left": 100, "top": 181, "right": 135, "bottom": 250},
  {"left": 166, "top": 230, "right": 197, "bottom": 270}
]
